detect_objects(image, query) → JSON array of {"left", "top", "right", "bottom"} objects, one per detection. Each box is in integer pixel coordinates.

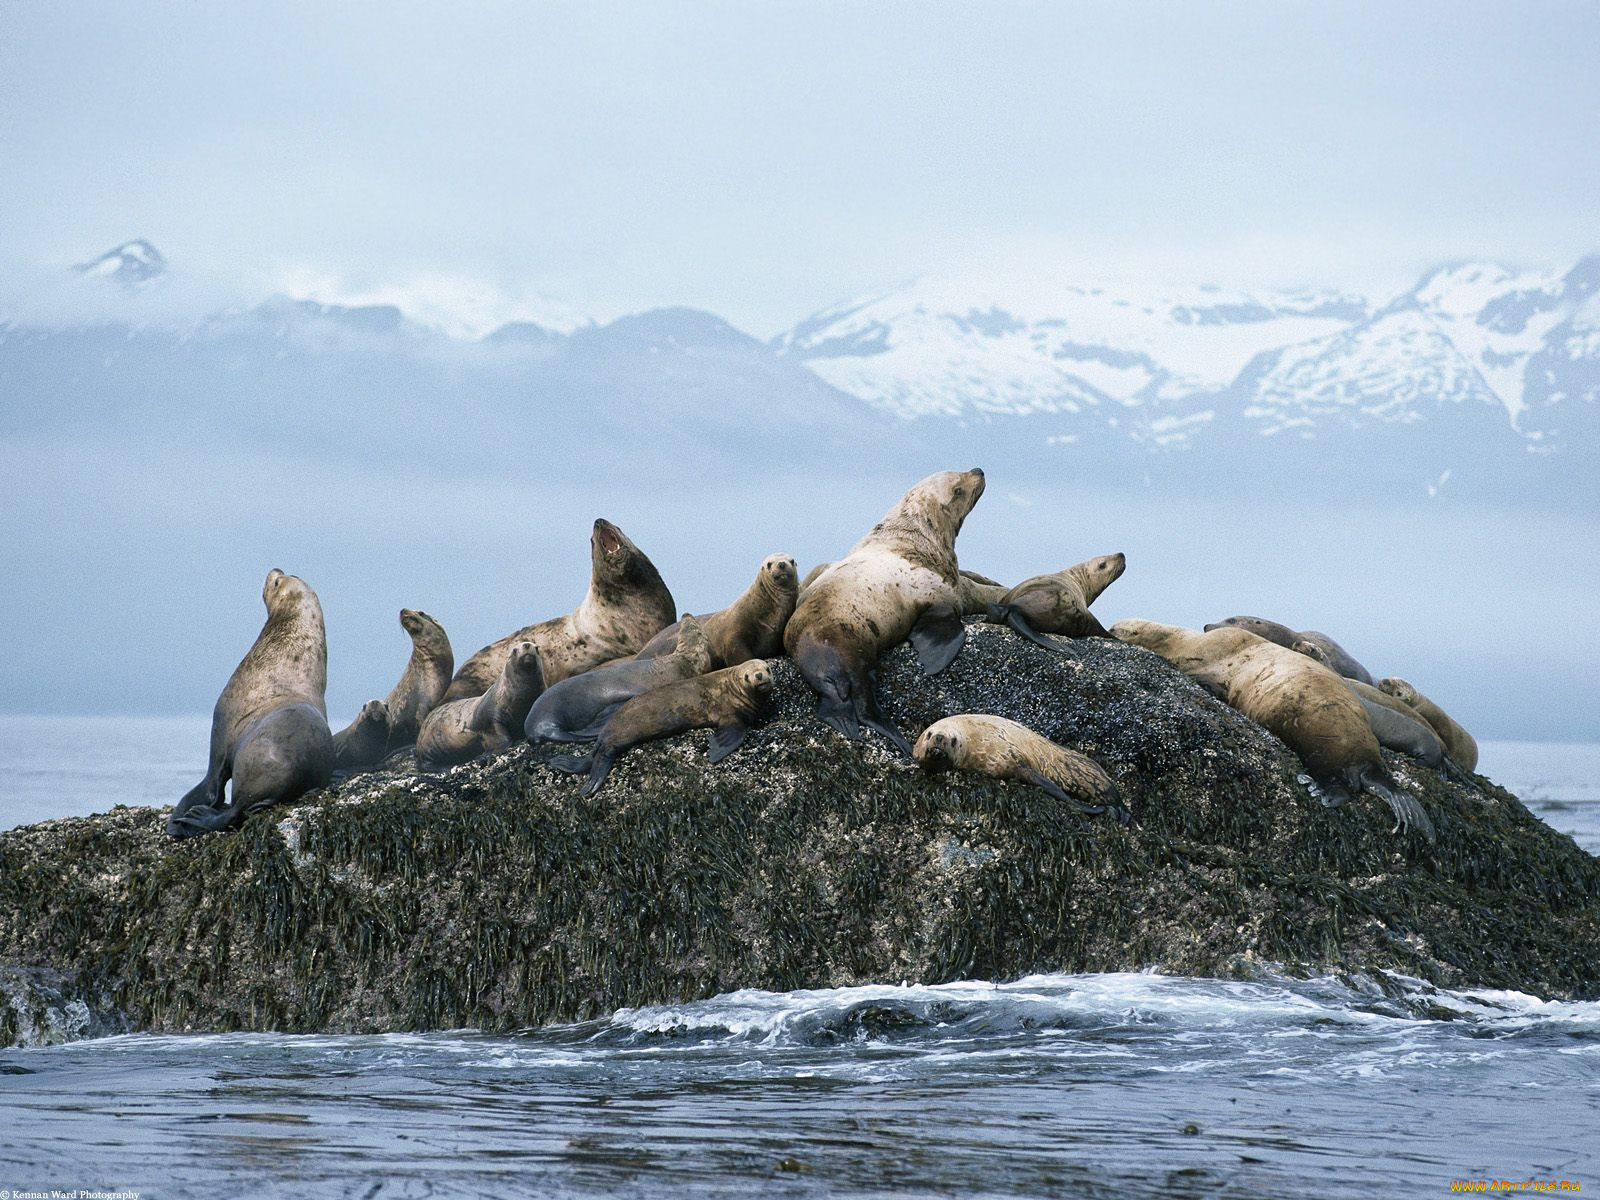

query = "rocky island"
[{"left": 3, "top": 625, "right": 1597, "bottom": 1048}]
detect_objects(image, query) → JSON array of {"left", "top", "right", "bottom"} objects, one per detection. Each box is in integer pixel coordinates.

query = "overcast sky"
[{"left": 2, "top": 0, "right": 1597, "bottom": 333}]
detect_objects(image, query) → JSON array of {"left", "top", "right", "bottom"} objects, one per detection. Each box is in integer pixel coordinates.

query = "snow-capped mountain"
[
  {"left": 777, "top": 260, "right": 1600, "bottom": 453},
  {"left": 72, "top": 239, "right": 167, "bottom": 289}
]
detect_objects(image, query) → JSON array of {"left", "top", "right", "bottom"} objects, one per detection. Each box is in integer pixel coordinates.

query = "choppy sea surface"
[{"left": 1, "top": 718, "right": 1596, "bottom": 1198}]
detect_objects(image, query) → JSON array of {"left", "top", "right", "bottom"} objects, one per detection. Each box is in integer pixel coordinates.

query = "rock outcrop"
[{"left": 3, "top": 626, "right": 1596, "bottom": 1047}]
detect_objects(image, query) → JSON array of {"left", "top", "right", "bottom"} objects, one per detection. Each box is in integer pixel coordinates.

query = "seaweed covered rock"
[{"left": 1, "top": 625, "right": 1596, "bottom": 1046}]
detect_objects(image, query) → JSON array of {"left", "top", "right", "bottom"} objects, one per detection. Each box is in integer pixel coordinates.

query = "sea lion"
[
  {"left": 526, "top": 614, "right": 715, "bottom": 742},
  {"left": 417, "top": 642, "right": 545, "bottom": 771},
  {"left": 986, "top": 552, "right": 1125, "bottom": 650},
  {"left": 168, "top": 569, "right": 333, "bottom": 838},
  {"left": 444, "top": 520, "right": 675, "bottom": 700},
  {"left": 548, "top": 659, "right": 774, "bottom": 796},
  {"left": 956, "top": 569, "right": 1009, "bottom": 616},
  {"left": 330, "top": 608, "right": 454, "bottom": 768},
  {"left": 332, "top": 700, "right": 391, "bottom": 770},
  {"left": 913, "top": 714, "right": 1129, "bottom": 824},
  {"left": 1289, "top": 640, "right": 1449, "bottom": 774},
  {"left": 784, "top": 468, "right": 986, "bottom": 755},
  {"left": 1203, "top": 615, "right": 1374, "bottom": 685},
  {"left": 1378, "top": 677, "right": 1479, "bottom": 772},
  {"left": 1112, "top": 618, "right": 1434, "bottom": 841},
  {"left": 632, "top": 553, "right": 799, "bottom": 667}
]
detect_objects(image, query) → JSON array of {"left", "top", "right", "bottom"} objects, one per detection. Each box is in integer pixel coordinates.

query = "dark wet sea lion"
[
  {"left": 1379, "top": 677, "right": 1479, "bottom": 772},
  {"left": 330, "top": 608, "right": 454, "bottom": 769},
  {"left": 444, "top": 519, "right": 675, "bottom": 700},
  {"left": 633, "top": 553, "right": 799, "bottom": 668},
  {"left": 1203, "top": 615, "right": 1374, "bottom": 685},
  {"left": 168, "top": 569, "right": 333, "bottom": 838},
  {"left": 986, "top": 552, "right": 1125, "bottom": 650},
  {"left": 914, "top": 714, "right": 1129, "bottom": 823},
  {"left": 417, "top": 642, "right": 545, "bottom": 770},
  {"left": 548, "top": 659, "right": 774, "bottom": 796},
  {"left": 526, "top": 614, "right": 715, "bottom": 742},
  {"left": 784, "top": 468, "right": 986, "bottom": 755},
  {"left": 1113, "top": 619, "right": 1434, "bottom": 841}
]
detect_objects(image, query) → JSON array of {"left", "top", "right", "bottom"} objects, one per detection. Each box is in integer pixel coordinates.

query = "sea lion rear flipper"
[
  {"left": 706, "top": 723, "right": 749, "bottom": 764},
  {"left": 547, "top": 754, "right": 592, "bottom": 776},
  {"left": 996, "top": 605, "right": 1073, "bottom": 654},
  {"left": 908, "top": 604, "right": 966, "bottom": 675},
  {"left": 579, "top": 751, "right": 616, "bottom": 797},
  {"left": 1358, "top": 767, "right": 1437, "bottom": 844},
  {"left": 1017, "top": 766, "right": 1128, "bottom": 824}
]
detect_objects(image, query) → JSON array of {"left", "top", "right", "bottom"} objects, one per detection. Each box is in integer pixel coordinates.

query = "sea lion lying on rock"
[
  {"left": 444, "top": 520, "right": 674, "bottom": 700},
  {"left": 418, "top": 642, "right": 545, "bottom": 771},
  {"left": 784, "top": 468, "right": 986, "bottom": 755},
  {"left": 1379, "top": 677, "right": 1479, "bottom": 772},
  {"left": 632, "top": 554, "right": 798, "bottom": 668},
  {"left": 526, "top": 614, "right": 715, "bottom": 743},
  {"left": 1203, "top": 615, "right": 1374, "bottom": 685},
  {"left": 986, "top": 552, "right": 1125, "bottom": 650},
  {"left": 332, "top": 608, "right": 454, "bottom": 769},
  {"left": 914, "top": 714, "right": 1129, "bottom": 824},
  {"left": 549, "top": 660, "right": 774, "bottom": 796},
  {"left": 168, "top": 569, "right": 333, "bottom": 839},
  {"left": 1112, "top": 619, "right": 1435, "bottom": 842}
]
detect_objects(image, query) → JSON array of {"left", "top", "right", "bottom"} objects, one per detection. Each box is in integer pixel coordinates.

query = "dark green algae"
[{"left": 2, "top": 625, "right": 1596, "bottom": 1046}]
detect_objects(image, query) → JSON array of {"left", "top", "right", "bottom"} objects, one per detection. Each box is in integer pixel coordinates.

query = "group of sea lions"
[{"left": 168, "top": 469, "right": 1475, "bottom": 846}]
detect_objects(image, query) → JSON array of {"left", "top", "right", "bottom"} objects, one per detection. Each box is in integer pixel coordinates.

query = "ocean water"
[{"left": 1, "top": 720, "right": 1596, "bottom": 1197}]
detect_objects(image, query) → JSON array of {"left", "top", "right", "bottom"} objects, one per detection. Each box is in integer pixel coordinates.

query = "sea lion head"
[
  {"left": 507, "top": 641, "right": 544, "bottom": 682},
  {"left": 888, "top": 468, "right": 986, "bottom": 549},
  {"left": 262, "top": 568, "right": 314, "bottom": 615},
  {"left": 1110, "top": 618, "right": 1176, "bottom": 652},
  {"left": 1378, "top": 677, "right": 1419, "bottom": 705},
  {"left": 1292, "top": 639, "right": 1334, "bottom": 669},
  {"left": 399, "top": 608, "right": 449, "bottom": 652},
  {"left": 735, "top": 659, "right": 775, "bottom": 697},
  {"left": 590, "top": 518, "right": 669, "bottom": 599},
  {"left": 912, "top": 720, "right": 964, "bottom": 774},
  {"left": 759, "top": 553, "right": 799, "bottom": 595},
  {"left": 1078, "top": 551, "right": 1127, "bottom": 603},
  {"left": 673, "top": 614, "right": 716, "bottom": 674}
]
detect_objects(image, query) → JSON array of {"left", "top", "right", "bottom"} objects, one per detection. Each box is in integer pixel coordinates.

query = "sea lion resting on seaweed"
[
  {"left": 168, "top": 569, "right": 333, "bottom": 839},
  {"left": 548, "top": 659, "right": 774, "bottom": 796},
  {"left": 444, "top": 519, "right": 675, "bottom": 700},
  {"left": 526, "top": 614, "right": 714, "bottom": 743},
  {"left": 914, "top": 714, "right": 1129, "bottom": 824},
  {"left": 1112, "top": 618, "right": 1435, "bottom": 842},
  {"left": 631, "top": 553, "right": 799, "bottom": 668},
  {"left": 332, "top": 608, "right": 453, "bottom": 769},
  {"left": 417, "top": 642, "right": 545, "bottom": 771},
  {"left": 784, "top": 468, "right": 986, "bottom": 755}
]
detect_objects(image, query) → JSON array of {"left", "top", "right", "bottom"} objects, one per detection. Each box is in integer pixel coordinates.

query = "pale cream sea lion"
[{"left": 913, "top": 714, "right": 1129, "bottom": 823}]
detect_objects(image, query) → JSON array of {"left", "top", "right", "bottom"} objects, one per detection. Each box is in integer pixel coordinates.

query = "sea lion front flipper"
[
  {"left": 547, "top": 754, "right": 592, "bottom": 776},
  {"left": 1016, "top": 765, "right": 1127, "bottom": 824},
  {"left": 706, "top": 723, "right": 750, "bottom": 764},
  {"left": 991, "top": 604, "right": 1072, "bottom": 654},
  {"left": 908, "top": 604, "right": 966, "bottom": 675}
]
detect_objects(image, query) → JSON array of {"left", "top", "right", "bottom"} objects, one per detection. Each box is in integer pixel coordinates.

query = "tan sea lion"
[
  {"left": 331, "top": 608, "right": 454, "bottom": 768},
  {"left": 417, "top": 642, "right": 545, "bottom": 771},
  {"left": 526, "top": 614, "right": 715, "bottom": 742},
  {"left": 913, "top": 714, "right": 1129, "bottom": 824},
  {"left": 986, "top": 552, "right": 1125, "bottom": 650},
  {"left": 1112, "top": 618, "right": 1434, "bottom": 841},
  {"left": 1290, "top": 640, "right": 1454, "bottom": 776},
  {"left": 548, "top": 659, "right": 774, "bottom": 796},
  {"left": 1378, "top": 677, "right": 1479, "bottom": 772},
  {"left": 784, "top": 468, "right": 986, "bottom": 755},
  {"left": 1203, "top": 615, "right": 1374, "bottom": 685},
  {"left": 444, "top": 519, "right": 675, "bottom": 700},
  {"left": 168, "top": 569, "right": 333, "bottom": 838},
  {"left": 633, "top": 553, "right": 799, "bottom": 667}
]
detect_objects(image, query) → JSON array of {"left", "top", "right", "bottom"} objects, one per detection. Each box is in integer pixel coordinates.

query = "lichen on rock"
[{"left": 2, "top": 625, "right": 1596, "bottom": 1047}]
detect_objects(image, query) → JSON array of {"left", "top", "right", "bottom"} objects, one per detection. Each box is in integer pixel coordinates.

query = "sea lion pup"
[
  {"left": 526, "top": 614, "right": 715, "bottom": 742},
  {"left": 632, "top": 554, "right": 799, "bottom": 667},
  {"left": 985, "top": 552, "right": 1126, "bottom": 650},
  {"left": 1203, "top": 615, "right": 1374, "bottom": 685},
  {"left": 444, "top": 519, "right": 675, "bottom": 700},
  {"left": 168, "top": 569, "right": 333, "bottom": 839},
  {"left": 784, "top": 468, "right": 986, "bottom": 755},
  {"left": 913, "top": 715, "right": 1129, "bottom": 824},
  {"left": 1379, "top": 677, "right": 1479, "bottom": 772},
  {"left": 548, "top": 659, "right": 774, "bottom": 797},
  {"left": 956, "top": 569, "right": 1009, "bottom": 616},
  {"left": 332, "top": 700, "right": 392, "bottom": 770},
  {"left": 1112, "top": 619, "right": 1435, "bottom": 841},
  {"left": 417, "top": 642, "right": 545, "bottom": 771}
]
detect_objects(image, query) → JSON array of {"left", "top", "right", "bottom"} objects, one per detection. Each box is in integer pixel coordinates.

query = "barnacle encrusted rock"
[{"left": 2, "top": 625, "right": 1596, "bottom": 1046}]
